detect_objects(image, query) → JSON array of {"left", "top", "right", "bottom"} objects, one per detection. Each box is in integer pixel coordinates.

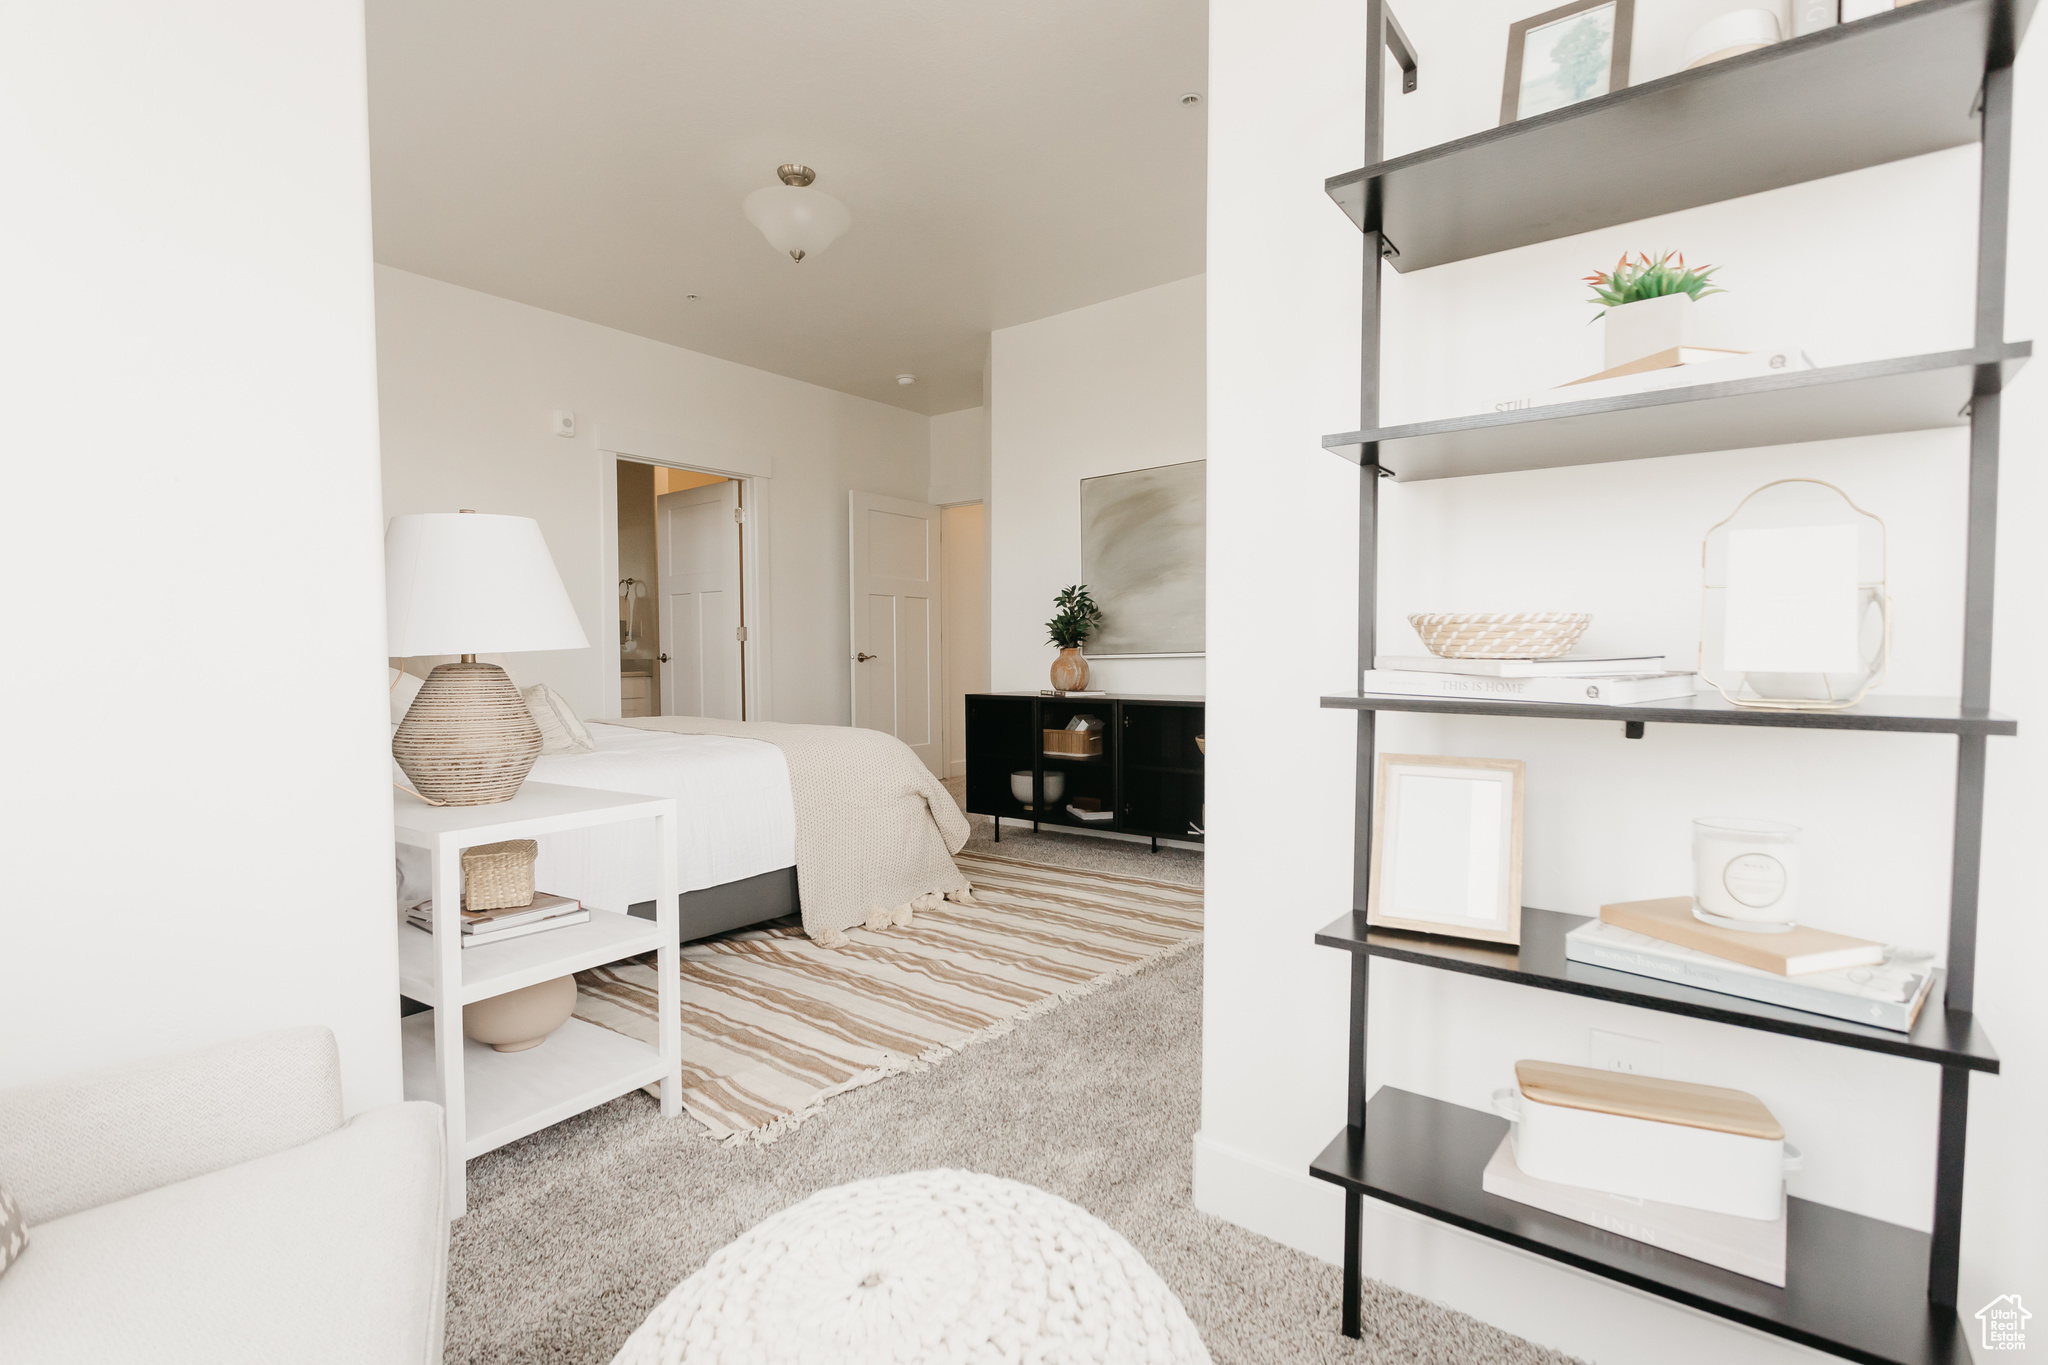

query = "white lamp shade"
[
  {"left": 385, "top": 512, "right": 589, "bottom": 657},
  {"left": 743, "top": 184, "right": 852, "bottom": 260}
]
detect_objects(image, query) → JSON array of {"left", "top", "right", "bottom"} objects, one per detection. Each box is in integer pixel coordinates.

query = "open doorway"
[
  {"left": 939, "top": 503, "right": 988, "bottom": 777},
  {"left": 616, "top": 461, "right": 748, "bottom": 720}
]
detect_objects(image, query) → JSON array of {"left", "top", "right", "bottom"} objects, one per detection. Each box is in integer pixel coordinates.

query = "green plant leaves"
[
  {"left": 1045, "top": 583, "right": 1104, "bottom": 648},
  {"left": 1584, "top": 250, "right": 1726, "bottom": 319}
]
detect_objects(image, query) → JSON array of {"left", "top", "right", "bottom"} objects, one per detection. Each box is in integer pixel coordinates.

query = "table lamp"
[{"left": 386, "top": 510, "right": 589, "bottom": 805}]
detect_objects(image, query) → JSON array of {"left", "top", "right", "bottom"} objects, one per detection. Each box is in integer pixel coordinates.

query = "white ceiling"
[{"left": 366, "top": 1, "right": 1208, "bottom": 416}]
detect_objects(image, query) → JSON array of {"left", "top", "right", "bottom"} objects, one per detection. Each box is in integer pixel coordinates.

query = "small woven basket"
[
  {"left": 1408, "top": 612, "right": 1593, "bottom": 660},
  {"left": 462, "top": 839, "right": 538, "bottom": 912}
]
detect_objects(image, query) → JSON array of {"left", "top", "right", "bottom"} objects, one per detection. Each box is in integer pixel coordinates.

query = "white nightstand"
[{"left": 393, "top": 781, "right": 680, "bottom": 1218}]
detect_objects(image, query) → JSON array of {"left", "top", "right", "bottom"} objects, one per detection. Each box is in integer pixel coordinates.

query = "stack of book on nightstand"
[
  {"left": 407, "top": 892, "right": 588, "bottom": 949},
  {"left": 1566, "top": 896, "right": 1935, "bottom": 1033},
  {"left": 1362, "top": 654, "right": 1698, "bottom": 706}
]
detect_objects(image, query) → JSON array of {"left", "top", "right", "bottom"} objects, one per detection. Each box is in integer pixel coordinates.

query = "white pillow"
[
  {"left": 388, "top": 668, "right": 425, "bottom": 724},
  {"left": 524, "top": 683, "right": 595, "bottom": 755}
]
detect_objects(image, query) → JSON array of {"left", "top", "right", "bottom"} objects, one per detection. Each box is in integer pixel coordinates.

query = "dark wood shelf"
[
  {"left": 1124, "top": 763, "right": 1204, "bottom": 776},
  {"left": 1315, "top": 909, "right": 1997, "bottom": 1073},
  {"left": 1309, "top": 1091, "right": 1968, "bottom": 1365},
  {"left": 1320, "top": 691, "right": 2016, "bottom": 737},
  {"left": 1322, "top": 345, "right": 2030, "bottom": 480},
  {"left": 1326, "top": 0, "right": 2035, "bottom": 272}
]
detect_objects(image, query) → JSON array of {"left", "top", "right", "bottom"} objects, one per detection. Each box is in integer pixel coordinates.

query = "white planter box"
[
  {"left": 1481, "top": 1135, "right": 1788, "bottom": 1285},
  {"left": 1603, "top": 292, "right": 1698, "bottom": 370},
  {"left": 1493, "top": 1061, "right": 1799, "bottom": 1221}
]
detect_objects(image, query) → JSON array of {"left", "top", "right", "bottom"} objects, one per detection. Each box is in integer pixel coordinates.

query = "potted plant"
[
  {"left": 1585, "top": 251, "right": 1725, "bottom": 370},
  {"left": 1044, "top": 584, "right": 1103, "bottom": 691}
]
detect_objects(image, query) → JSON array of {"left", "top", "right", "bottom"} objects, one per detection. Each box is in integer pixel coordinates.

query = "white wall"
[
  {"left": 1203, "top": 3, "right": 2048, "bottom": 1361},
  {"left": 1, "top": 1, "right": 397, "bottom": 1111},
  {"left": 929, "top": 406, "right": 991, "bottom": 506},
  {"left": 375, "top": 267, "right": 933, "bottom": 726},
  {"left": 989, "top": 276, "right": 1208, "bottom": 697}
]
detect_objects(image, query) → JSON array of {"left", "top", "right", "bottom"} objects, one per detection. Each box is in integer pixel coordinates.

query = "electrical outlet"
[{"left": 1590, "top": 1030, "right": 1663, "bottom": 1076}]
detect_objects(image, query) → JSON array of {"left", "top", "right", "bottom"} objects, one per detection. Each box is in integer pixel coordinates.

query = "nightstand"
[{"left": 393, "top": 781, "right": 680, "bottom": 1217}]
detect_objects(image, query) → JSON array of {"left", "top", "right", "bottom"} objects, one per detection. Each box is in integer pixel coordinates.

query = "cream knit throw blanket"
[{"left": 606, "top": 717, "right": 970, "bottom": 944}]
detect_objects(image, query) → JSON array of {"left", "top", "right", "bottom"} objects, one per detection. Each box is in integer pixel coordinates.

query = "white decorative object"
[
  {"left": 1700, "top": 479, "right": 1889, "bottom": 710},
  {"left": 1492, "top": 1061, "right": 1800, "bottom": 1221},
  {"left": 1009, "top": 769, "right": 1065, "bottom": 804},
  {"left": 1603, "top": 291, "right": 1698, "bottom": 369},
  {"left": 1481, "top": 1136, "right": 1788, "bottom": 1285},
  {"left": 1790, "top": 0, "right": 1839, "bottom": 36},
  {"left": 1409, "top": 611, "right": 1592, "bottom": 660},
  {"left": 394, "top": 781, "right": 680, "bottom": 1218},
  {"left": 1840, "top": 0, "right": 1891, "bottom": 19},
  {"left": 743, "top": 164, "right": 852, "bottom": 263},
  {"left": 610, "top": 1170, "right": 1213, "bottom": 1365},
  {"left": 1693, "top": 817, "right": 1802, "bottom": 930},
  {"left": 1681, "top": 8, "right": 1783, "bottom": 70},
  {"left": 1368, "top": 754, "right": 1524, "bottom": 945},
  {"left": 386, "top": 510, "right": 591, "bottom": 805}
]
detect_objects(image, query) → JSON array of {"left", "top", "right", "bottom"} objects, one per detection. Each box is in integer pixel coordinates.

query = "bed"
[{"left": 395, "top": 715, "right": 969, "bottom": 944}]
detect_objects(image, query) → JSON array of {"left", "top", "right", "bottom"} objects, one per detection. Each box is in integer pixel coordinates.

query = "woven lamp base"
[{"left": 392, "top": 662, "right": 543, "bottom": 806}]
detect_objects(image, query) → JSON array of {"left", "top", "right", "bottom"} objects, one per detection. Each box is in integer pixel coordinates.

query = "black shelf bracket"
[
  {"left": 1623, "top": 720, "right": 1645, "bottom": 739},
  {"left": 1385, "top": 6, "right": 1418, "bottom": 94}
]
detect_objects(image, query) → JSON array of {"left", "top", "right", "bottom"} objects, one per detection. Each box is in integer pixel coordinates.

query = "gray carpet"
[{"left": 446, "top": 819, "right": 1578, "bottom": 1365}]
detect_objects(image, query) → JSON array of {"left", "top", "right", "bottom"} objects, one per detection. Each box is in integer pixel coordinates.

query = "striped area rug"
[{"left": 572, "top": 851, "right": 1203, "bottom": 1142}]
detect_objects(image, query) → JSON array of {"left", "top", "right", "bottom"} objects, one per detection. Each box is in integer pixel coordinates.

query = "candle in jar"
[{"left": 1692, "top": 817, "right": 1800, "bottom": 927}]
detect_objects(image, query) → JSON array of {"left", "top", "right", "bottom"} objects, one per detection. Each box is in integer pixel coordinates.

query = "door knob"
[
  {"left": 658, "top": 654, "right": 670, "bottom": 663},
  {"left": 856, "top": 652, "right": 877, "bottom": 662}
]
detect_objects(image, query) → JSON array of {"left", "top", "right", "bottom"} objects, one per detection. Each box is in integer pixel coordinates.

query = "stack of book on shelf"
[
  {"left": 1493, "top": 342, "right": 1815, "bottom": 413},
  {"left": 1362, "top": 653, "right": 1697, "bottom": 706},
  {"left": 406, "top": 892, "right": 588, "bottom": 949},
  {"left": 1566, "top": 896, "right": 1935, "bottom": 1033}
]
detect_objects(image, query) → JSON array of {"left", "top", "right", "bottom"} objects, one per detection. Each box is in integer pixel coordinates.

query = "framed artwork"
[
  {"left": 1367, "top": 754, "right": 1525, "bottom": 945},
  {"left": 1079, "top": 459, "right": 1205, "bottom": 656},
  {"left": 1501, "top": 0, "right": 1634, "bottom": 125}
]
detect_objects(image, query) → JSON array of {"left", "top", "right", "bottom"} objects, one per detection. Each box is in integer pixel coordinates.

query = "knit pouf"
[{"left": 610, "top": 1169, "right": 1213, "bottom": 1365}]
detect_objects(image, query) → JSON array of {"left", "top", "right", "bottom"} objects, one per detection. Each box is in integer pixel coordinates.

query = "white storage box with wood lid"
[{"left": 1491, "top": 1060, "right": 1800, "bottom": 1221}]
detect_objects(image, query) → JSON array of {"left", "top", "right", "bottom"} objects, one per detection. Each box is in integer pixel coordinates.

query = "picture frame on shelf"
[
  {"left": 1367, "top": 754, "right": 1525, "bottom": 946},
  {"left": 1501, "top": 0, "right": 1634, "bottom": 125}
]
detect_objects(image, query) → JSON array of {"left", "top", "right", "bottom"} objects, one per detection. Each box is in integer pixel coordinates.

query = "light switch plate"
[
  {"left": 552, "top": 409, "right": 577, "bottom": 438},
  {"left": 1590, "top": 1029, "right": 1664, "bottom": 1076}
]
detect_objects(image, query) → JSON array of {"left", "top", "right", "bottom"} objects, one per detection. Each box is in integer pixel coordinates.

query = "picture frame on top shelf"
[
  {"left": 1501, "top": 0, "right": 1635, "bottom": 125},
  {"left": 1367, "top": 754, "right": 1525, "bottom": 946}
]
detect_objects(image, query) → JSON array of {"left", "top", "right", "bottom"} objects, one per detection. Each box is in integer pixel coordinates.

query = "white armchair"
[{"left": 0, "top": 1026, "right": 447, "bottom": 1365}]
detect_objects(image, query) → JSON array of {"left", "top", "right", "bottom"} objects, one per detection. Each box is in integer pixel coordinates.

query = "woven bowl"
[{"left": 1408, "top": 612, "right": 1593, "bottom": 660}]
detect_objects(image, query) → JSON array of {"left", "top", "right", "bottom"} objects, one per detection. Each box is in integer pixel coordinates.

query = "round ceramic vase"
[{"left": 463, "top": 974, "right": 577, "bottom": 1052}]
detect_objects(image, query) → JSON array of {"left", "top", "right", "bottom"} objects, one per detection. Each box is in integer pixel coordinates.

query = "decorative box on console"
[
  {"left": 1491, "top": 1060, "right": 1799, "bottom": 1221},
  {"left": 1043, "top": 728, "right": 1103, "bottom": 757}
]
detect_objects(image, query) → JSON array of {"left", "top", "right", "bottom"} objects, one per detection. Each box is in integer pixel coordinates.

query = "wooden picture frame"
[
  {"left": 1367, "top": 754, "right": 1525, "bottom": 945},
  {"left": 1501, "top": 0, "right": 1634, "bottom": 125}
]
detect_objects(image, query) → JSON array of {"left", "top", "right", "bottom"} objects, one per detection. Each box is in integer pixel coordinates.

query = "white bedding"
[{"left": 395, "top": 722, "right": 796, "bottom": 911}]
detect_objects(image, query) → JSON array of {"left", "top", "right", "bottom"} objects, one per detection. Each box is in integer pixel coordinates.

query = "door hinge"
[
  {"left": 734, "top": 507, "right": 745, "bottom": 524},
  {"left": 736, "top": 625, "right": 748, "bottom": 643}
]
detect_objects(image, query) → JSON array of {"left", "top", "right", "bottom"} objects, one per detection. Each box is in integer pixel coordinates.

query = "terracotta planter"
[{"left": 1049, "top": 647, "right": 1090, "bottom": 692}]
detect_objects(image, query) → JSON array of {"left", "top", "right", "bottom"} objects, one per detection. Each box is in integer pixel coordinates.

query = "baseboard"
[{"left": 1190, "top": 1130, "right": 1832, "bottom": 1365}]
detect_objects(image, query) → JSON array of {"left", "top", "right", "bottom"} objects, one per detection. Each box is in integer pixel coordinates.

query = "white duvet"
[{"left": 395, "top": 722, "right": 796, "bottom": 911}]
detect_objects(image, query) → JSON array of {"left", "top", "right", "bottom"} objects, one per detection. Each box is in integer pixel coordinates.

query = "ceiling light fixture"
[
  {"left": 743, "top": 164, "right": 852, "bottom": 263},
  {"left": 896, "top": 374, "right": 916, "bottom": 386}
]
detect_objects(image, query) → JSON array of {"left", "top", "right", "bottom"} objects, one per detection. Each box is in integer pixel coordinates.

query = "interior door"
[
  {"left": 658, "top": 480, "right": 744, "bottom": 720},
  {"left": 849, "top": 491, "right": 944, "bottom": 777}
]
